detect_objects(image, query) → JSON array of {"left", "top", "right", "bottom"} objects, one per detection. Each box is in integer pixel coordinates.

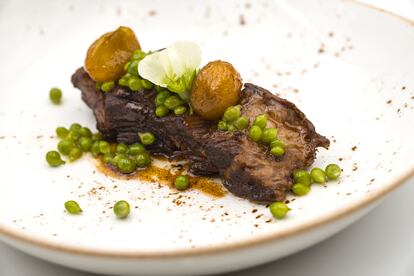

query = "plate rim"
[{"left": 0, "top": 0, "right": 413, "bottom": 259}]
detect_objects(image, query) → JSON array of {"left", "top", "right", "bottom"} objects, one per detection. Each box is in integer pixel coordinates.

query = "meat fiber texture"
[{"left": 72, "top": 68, "right": 329, "bottom": 203}]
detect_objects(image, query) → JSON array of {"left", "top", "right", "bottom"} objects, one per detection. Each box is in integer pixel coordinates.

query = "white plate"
[{"left": 0, "top": 0, "right": 414, "bottom": 275}]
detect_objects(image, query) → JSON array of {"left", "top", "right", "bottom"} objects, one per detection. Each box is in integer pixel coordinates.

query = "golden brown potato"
[
  {"left": 84, "top": 26, "right": 140, "bottom": 82},
  {"left": 190, "top": 60, "right": 242, "bottom": 120}
]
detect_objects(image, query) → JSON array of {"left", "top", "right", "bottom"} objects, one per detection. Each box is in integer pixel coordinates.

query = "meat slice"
[{"left": 72, "top": 67, "right": 329, "bottom": 203}]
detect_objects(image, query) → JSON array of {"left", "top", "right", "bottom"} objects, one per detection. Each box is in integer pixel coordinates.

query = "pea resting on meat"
[
  {"left": 248, "top": 125, "right": 262, "bottom": 141},
  {"left": 113, "top": 200, "right": 130, "bottom": 219},
  {"left": 269, "top": 202, "right": 291, "bottom": 219},
  {"left": 270, "top": 146, "right": 284, "bottom": 156},
  {"left": 139, "top": 132, "right": 155, "bottom": 145},
  {"left": 234, "top": 116, "right": 248, "bottom": 130},
  {"left": 223, "top": 106, "right": 241, "bottom": 122},
  {"left": 155, "top": 105, "right": 169, "bottom": 117},
  {"left": 260, "top": 128, "right": 278, "bottom": 144},
  {"left": 253, "top": 114, "right": 267, "bottom": 129}
]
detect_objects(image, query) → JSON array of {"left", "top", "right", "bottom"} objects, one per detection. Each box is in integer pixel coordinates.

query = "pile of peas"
[
  {"left": 95, "top": 50, "right": 154, "bottom": 93},
  {"left": 268, "top": 163, "right": 342, "bottom": 220},
  {"left": 248, "top": 113, "right": 285, "bottom": 157},
  {"left": 290, "top": 163, "right": 342, "bottom": 196},
  {"left": 45, "top": 123, "right": 98, "bottom": 166},
  {"left": 99, "top": 132, "right": 154, "bottom": 174},
  {"left": 45, "top": 123, "right": 155, "bottom": 175},
  {"left": 154, "top": 86, "right": 188, "bottom": 117},
  {"left": 217, "top": 105, "right": 249, "bottom": 132}
]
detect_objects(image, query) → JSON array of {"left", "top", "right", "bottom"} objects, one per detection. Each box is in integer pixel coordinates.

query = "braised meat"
[{"left": 72, "top": 67, "right": 329, "bottom": 203}]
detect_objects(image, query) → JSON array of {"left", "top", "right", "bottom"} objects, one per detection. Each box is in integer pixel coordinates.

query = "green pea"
[
  {"left": 92, "top": 132, "right": 103, "bottom": 141},
  {"left": 112, "top": 153, "right": 126, "bottom": 166},
  {"left": 95, "top": 82, "right": 102, "bottom": 90},
  {"left": 101, "top": 81, "right": 115, "bottom": 92},
  {"left": 260, "top": 128, "right": 278, "bottom": 144},
  {"left": 46, "top": 151, "right": 65, "bottom": 167},
  {"left": 78, "top": 137, "right": 93, "bottom": 152},
  {"left": 310, "top": 168, "right": 326, "bottom": 184},
  {"left": 56, "top": 127, "right": 69, "bottom": 139},
  {"left": 119, "top": 78, "right": 128, "bottom": 87},
  {"left": 127, "top": 60, "right": 140, "bottom": 76},
  {"left": 270, "top": 146, "right": 285, "bottom": 156},
  {"left": 124, "top": 61, "right": 131, "bottom": 71},
  {"left": 103, "top": 153, "right": 113, "bottom": 164},
  {"left": 124, "top": 73, "right": 132, "bottom": 79},
  {"left": 325, "top": 164, "right": 341, "bottom": 180},
  {"left": 128, "top": 77, "right": 142, "bottom": 91},
  {"left": 129, "top": 143, "right": 146, "bottom": 155},
  {"left": 253, "top": 114, "right": 267, "bottom": 129},
  {"left": 293, "top": 170, "right": 312, "bottom": 186},
  {"left": 223, "top": 106, "right": 241, "bottom": 122},
  {"left": 164, "top": 96, "right": 184, "bottom": 110},
  {"left": 174, "top": 175, "right": 189, "bottom": 190},
  {"left": 99, "top": 141, "right": 111, "bottom": 154},
  {"left": 58, "top": 139, "right": 74, "bottom": 155},
  {"left": 248, "top": 125, "right": 262, "bottom": 141},
  {"left": 155, "top": 105, "right": 169, "bottom": 117},
  {"left": 132, "top": 49, "right": 147, "bottom": 60},
  {"left": 113, "top": 200, "right": 130, "bottom": 219},
  {"left": 115, "top": 143, "right": 128, "bottom": 154},
  {"left": 174, "top": 105, "right": 187, "bottom": 116},
  {"left": 135, "top": 152, "right": 151, "bottom": 167},
  {"left": 270, "top": 139, "right": 285, "bottom": 149},
  {"left": 70, "top": 123, "right": 82, "bottom": 132},
  {"left": 67, "top": 130, "right": 81, "bottom": 141},
  {"left": 64, "top": 200, "right": 82, "bottom": 214},
  {"left": 139, "top": 132, "right": 155, "bottom": 145},
  {"left": 227, "top": 124, "right": 236, "bottom": 132},
  {"left": 269, "top": 202, "right": 291, "bottom": 219},
  {"left": 156, "top": 85, "right": 168, "bottom": 92},
  {"left": 116, "top": 156, "right": 136, "bottom": 174},
  {"left": 79, "top": 127, "right": 92, "bottom": 137},
  {"left": 49, "top": 87, "right": 62, "bottom": 104},
  {"left": 217, "top": 120, "right": 228, "bottom": 131},
  {"left": 141, "top": 79, "right": 154, "bottom": 90},
  {"left": 292, "top": 183, "right": 310, "bottom": 196},
  {"left": 68, "top": 147, "right": 83, "bottom": 162},
  {"left": 155, "top": 90, "right": 171, "bottom": 106},
  {"left": 91, "top": 141, "right": 101, "bottom": 157},
  {"left": 234, "top": 116, "right": 249, "bottom": 130}
]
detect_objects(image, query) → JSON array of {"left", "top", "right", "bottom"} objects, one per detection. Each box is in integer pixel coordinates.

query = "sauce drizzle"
[{"left": 95, "top": 158, "right": 226, "bottom": 198}]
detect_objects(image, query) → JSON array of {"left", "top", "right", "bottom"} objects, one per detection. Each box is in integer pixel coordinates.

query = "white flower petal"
[
  {"left": 138, "top": 41, "right": 201, "bottom": 91},
  {"left": 138, "top": 52, "right": 167, "bottom": 86}
]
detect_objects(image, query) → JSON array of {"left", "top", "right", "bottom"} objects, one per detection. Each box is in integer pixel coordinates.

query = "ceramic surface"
[{"left": 0, "top": 0, "right": 413, "bottom": 275}]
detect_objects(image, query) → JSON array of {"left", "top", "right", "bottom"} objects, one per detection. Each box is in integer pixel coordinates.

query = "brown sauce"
[{"left": 95, "top": 158, "right": 226, "bottom": 198}]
